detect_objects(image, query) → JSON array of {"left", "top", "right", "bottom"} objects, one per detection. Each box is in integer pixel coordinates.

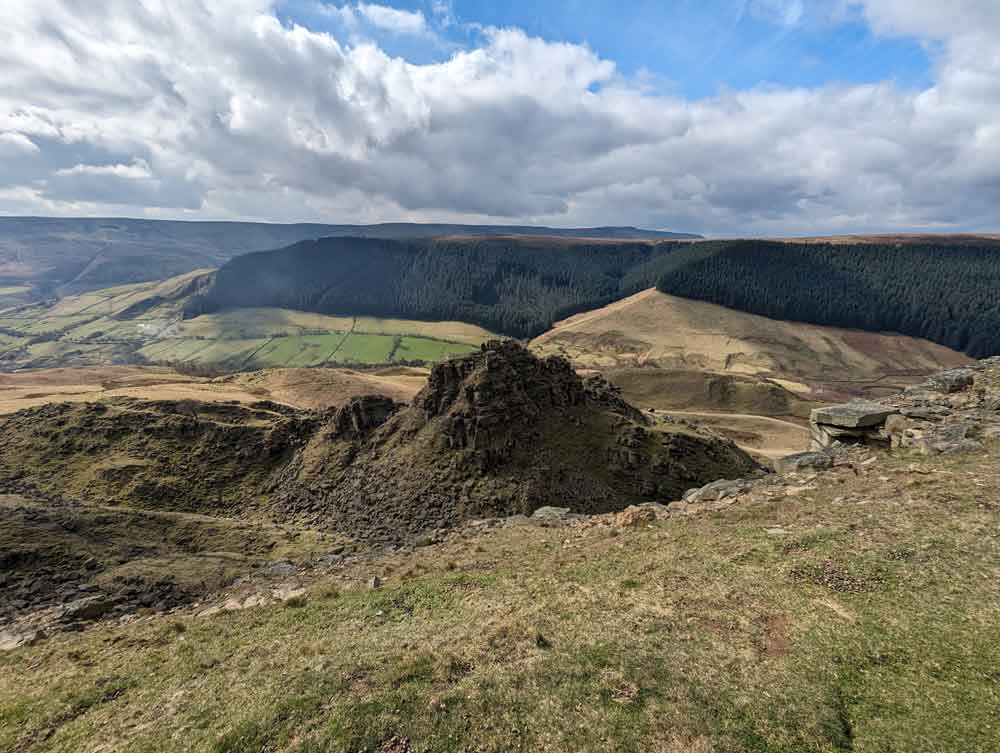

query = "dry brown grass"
[
  {"left": 531, "top": 290, "right": 970, "bottom": 391},
  {"left": 0, "top": 364, "right": 429, "bottom": 415}
]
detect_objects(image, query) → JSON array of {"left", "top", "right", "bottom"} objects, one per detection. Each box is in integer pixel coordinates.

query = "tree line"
[
  {"left": 656, "top": 240, "right": 1000, "bottom": 358},
  {"left": 185, "top": 237, "right": 700, "bottom": 338}
]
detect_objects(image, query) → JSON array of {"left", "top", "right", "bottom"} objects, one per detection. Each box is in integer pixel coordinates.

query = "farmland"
[{"left": 0, "top": 273, "right": 491, "bottom": 372}]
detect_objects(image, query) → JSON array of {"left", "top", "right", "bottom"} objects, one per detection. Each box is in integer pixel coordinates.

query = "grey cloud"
[{"left": 0, "top": 0, "right": 997, "bottom": 235}]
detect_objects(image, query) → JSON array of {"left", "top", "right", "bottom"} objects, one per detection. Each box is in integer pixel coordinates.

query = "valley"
[
  {"left": 6, "top": 1, "right": 1000, "bottom": 748},
  {"left": 0, "top": 272, "right": 490, "bottom": 373},
  {"left": 2, "top": 359, "right": 999, "bottom": 753},
  {"left": 0, "top": 227, "right": 996, "bottom": 753}
]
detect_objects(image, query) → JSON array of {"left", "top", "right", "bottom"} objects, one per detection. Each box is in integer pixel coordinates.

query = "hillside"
[
  {"left": 0, "top": 217, "right": 695, "bottom": 299},
  {"left": 0, "top": 365, "right": 428, "bottom": 416},
  {"left": 0, "top": 341, "right": 757, "bottom": 539},
  {"left": 656, "top": 239, "right": 1000, "bottom": 357},
  {"left": 189, "top": 235, "right": 1000, "bottom": 359},
  {"left": 187, "top": 236, "right": 702, "bottom": 338},
  {"left": 0, "top": 272, "right": 492, "bottom": 372},
  {"left": 1, "top": 361, "right": 998, "bottom": 752},
  {"left": 531, "top": 288, "right": 972, "bottom": 407}
]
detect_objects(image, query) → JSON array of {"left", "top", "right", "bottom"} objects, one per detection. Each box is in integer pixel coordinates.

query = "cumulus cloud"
[
  {"left": 315, "top": 2, "right": 432, "bottom": 38},
  {"left": 0, "top": 0, "right": 997, "bottom": 234},
  {"left": 356, "top": 3, "right": 429, "bottom": 36}
]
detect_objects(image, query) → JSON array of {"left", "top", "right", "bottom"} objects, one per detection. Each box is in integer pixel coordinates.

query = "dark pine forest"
[
  {"left": 186, "top": 237, "right": 709, "bottom": 338},
  {"left": 188, "top": 236, "right": 1000, "bottom": 357},
  {"left": 656, "top": 240, "right": 1000, "bottom": 358}
]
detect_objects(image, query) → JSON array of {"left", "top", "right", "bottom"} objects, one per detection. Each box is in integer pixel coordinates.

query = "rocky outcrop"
[
  {"left": 810, "top": 403, "right": 898, "bottom": 450},
  {"left": 280, "top": 341, "right": 760, "bottom": 542},
  {"left": 329, "top": 395, "right": 401, "bottom": 439},
  {"left": 798, "top": 358, "right": 1000, "bottom": 459},
  {"left": 416, "top": 340, "right": 587, "bottom": 464}
]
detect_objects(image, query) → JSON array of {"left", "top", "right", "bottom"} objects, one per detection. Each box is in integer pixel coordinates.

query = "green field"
[
  {"left": 0, "top": 273, "right": 490, "bottom": 372},
  {"left": 395, "top": 336, "right": 483, "bottom": 362}
]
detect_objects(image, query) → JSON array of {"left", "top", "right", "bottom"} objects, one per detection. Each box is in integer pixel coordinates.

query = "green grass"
[
  {"left": 0, "top": 277, "right": 486, "bottom": 371},
  {"left": 283, "top": 334, "right": 351, "bottom": 367},
  {"left": 331, "top": 333, "right": 397, "bottom": 364},
  {"left": 0, "top": 285, "right": 31, "bottom": 296},
  {"left": 395, "top": 336, "right": 478, "bottom": 362},
  {"left": 1, "top": 445, "right": 998, "bottom": 752},
  {"left": 183, "top": 338, "right": 271, "bottom": 368}
]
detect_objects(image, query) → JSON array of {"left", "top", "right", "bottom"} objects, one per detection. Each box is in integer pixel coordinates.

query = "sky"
[{"left": 0, "top": 1, "right": 998, "bottom": 235}]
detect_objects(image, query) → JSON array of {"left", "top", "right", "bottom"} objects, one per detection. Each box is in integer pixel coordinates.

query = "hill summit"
[{"left": 280, "top": 340, "right": 760, "bottom": 541}]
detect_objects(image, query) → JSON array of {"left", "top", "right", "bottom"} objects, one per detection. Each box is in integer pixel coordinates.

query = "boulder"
[
  {"left": 918, "top": 422, "right": 982, "bottom": 456},
  {"left": 774, "top": 452, "right": 833, "bottom": 475},
  {"left": 0, "top": 629, "right": 46, "bottom": 652},
  {"left": 531, "top": 506, "right": 573, "bottom": 521},
  {"left": 58, "top": 595, "right": 115, "bottom": 623},
  {"left": 613, "top": 505, "right": 657, "bottom": 527},
  {"left": 266, "top": 561, "right": 298, "bottom": 577},
  {"left": 922, "top": 369, "right": 975, "bottom": 394},
  {"left": 811, "top": 403, "right": 897, "bottom": 429},
  {"left": 810, "top": 402, "right": 898, "bottom": 450},
  {"left": 683, "top": 478, "right": 750, "bottom": 503}
]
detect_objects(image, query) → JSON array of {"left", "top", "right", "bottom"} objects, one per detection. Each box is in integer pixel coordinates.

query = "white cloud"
[
  {"left": 431, "top": 0, "right": 455, "bottom": 28},
  {"left": 54, "top": 160, "right": 153, "bottom": 179},
  {"left": 315, "top": 2, "right": 431, "bottom": 38},
  {"left": 356, "top": 3, "right": 429, "bottom": 36},
  {"left": 0, "top": 0, "right": 997, "bottom": 234}
]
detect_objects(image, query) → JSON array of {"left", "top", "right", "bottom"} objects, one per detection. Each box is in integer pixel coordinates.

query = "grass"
[
  {"left": 0, "top": 276, "right": 489, "bottom": 372},
  {"left": 1, "top": 444, "right": 998, "bottom": 752},
  {"left": 331, "top": 334, "right": 398, "bottom": 365},
  {"left": 395, "top": 337, "right": 481, "bottom": 363}
]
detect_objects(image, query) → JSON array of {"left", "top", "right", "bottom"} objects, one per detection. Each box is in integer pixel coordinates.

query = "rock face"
[
  {"left": 416, "top": 340, "right": 588, "bottom": 465},
  {"left": 329, "top": 396, "right": 401, "bottom": 439},
  {"left": 280, "top": 341, "right": 760, "bottom": 542},
  {"left": 810, "top": 403, "right": 898, "bottom": 450},
  {"left": 806, "top": 360, "right": 1000, "bottom": 457}
]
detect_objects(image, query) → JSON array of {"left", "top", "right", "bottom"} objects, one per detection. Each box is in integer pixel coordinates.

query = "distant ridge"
[{"left": 0, "top": 217, "right": 699, "bottom": 296}]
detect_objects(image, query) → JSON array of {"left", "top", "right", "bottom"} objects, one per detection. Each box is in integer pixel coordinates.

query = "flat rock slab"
[
  {"left": 811, "top": 403, "right": 897, "bottom": 429},
  {"left": 775, "top": 451, "right": 833, "bottom": 475}
]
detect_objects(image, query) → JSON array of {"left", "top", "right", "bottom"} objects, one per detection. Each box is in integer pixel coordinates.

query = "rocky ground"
[
  {"left": 1, "top": 358, "right": 998, "bottom": 752},
  {"left": 0, "top": 341, "right": 759, "bottom": 545}
]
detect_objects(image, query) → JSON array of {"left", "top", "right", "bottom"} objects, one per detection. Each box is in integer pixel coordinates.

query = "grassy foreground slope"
[{"left": 1, "top": 440, "right": 998, "bottom": 752}]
